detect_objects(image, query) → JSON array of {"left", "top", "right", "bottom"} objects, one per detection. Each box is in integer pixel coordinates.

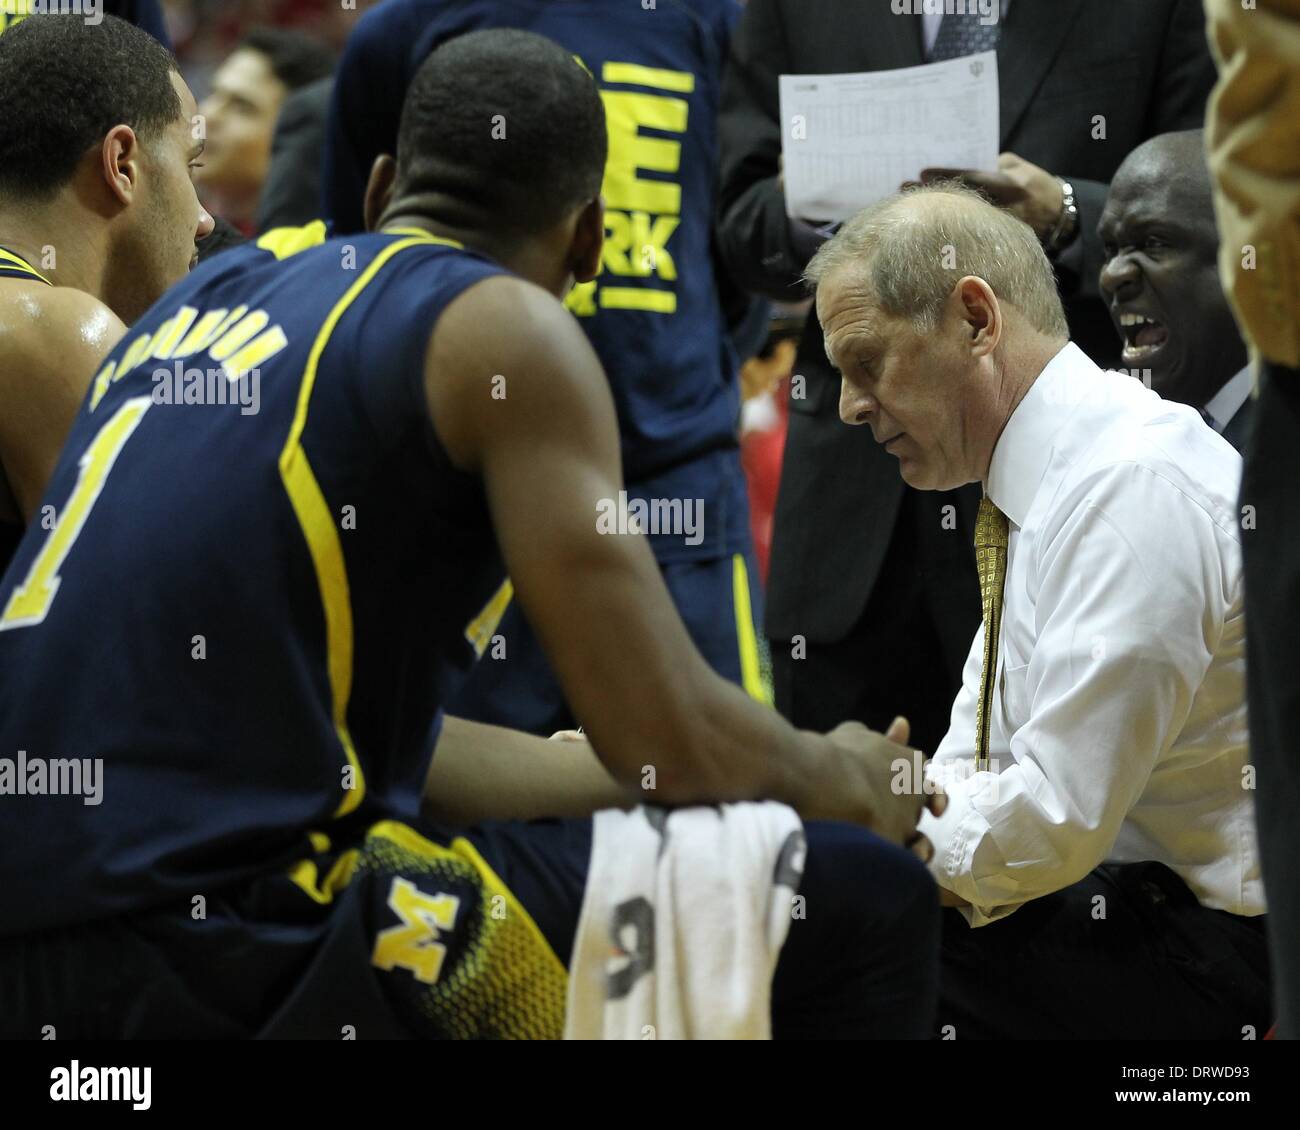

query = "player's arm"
[
  {"left": 0, "top": 286, "right": 125, "bottom": 520},
  {"left": 425, "top": 716, "right": 635, "bottom": 825},
  {"left": 426, "top": 275, "right": 927, "bottom": 839}
]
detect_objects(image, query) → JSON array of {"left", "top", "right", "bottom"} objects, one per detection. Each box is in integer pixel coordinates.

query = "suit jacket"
[
  {"left": 257, "top": 78, "right": 335, "bottom": 235},
  {"left": 1221, "top": 394, "right": 1255, "bottom": 454},
  {"left": 718, "top": 0, "right": 1217, "bottom": 642}
]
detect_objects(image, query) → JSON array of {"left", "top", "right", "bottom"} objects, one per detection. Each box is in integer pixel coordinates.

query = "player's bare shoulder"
[
  {"left": 423, "top": 273, "right": 611, "bottom": 471},
  {"left": 0, "top": 285, "right": 127, "bottom": 521},
  {"left": 424, "top": 272, "right": 581, "bottom": 380},
  {"left": 0, "top": 283, "right": 125, "bottom": 392}
]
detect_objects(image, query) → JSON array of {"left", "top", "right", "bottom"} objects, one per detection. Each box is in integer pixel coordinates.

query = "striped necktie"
[{"left": 974, "top": 496, "right": 1009, "bottom": 772}]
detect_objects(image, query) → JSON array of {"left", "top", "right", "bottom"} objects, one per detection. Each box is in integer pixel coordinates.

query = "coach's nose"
[{"left": 840, "top": 379, "right": 875, "bottom": 426}]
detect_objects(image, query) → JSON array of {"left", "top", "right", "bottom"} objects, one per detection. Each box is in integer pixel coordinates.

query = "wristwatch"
[{"left": 1045, "top": 179, "right": 1079, "bottom": 256}]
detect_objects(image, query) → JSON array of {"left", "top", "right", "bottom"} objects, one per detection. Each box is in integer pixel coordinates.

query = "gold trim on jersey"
[
  {"left": 0, "top": 247, "right": 52, "bottom": 286},
  {"left": 288, "top": 829, "right": 358, "bottom": 905},
  {"left": 279, "top": 227, "right": 462, "bottom": 820},
  {"left": 465, "top": 577, "right": 514, "bottom": 658},
  {"left": 733, "top": 553, "right": 772, "bottom": 706},
  {"left": 256, "top": 220, "right": 329, "bottom": 260}
]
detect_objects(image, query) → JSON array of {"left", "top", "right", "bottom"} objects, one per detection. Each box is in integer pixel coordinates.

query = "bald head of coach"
[
  {"left": 805, "top": 183, "right": 1268, "bottom": 1041},
  {"left": 812, "top": 183, "right": 1068, "bottom": 493}
]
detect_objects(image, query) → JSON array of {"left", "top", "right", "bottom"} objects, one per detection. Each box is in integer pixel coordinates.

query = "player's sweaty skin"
[{"left": 0, "top": 279, "right": 126, "bottom": 522}]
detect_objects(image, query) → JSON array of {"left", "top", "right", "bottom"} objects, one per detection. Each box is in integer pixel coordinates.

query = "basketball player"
[
  {"left": 0, "top": 16, "right": 215, "bottom": 568},
  {"left": 0, "top": 30, "right": 939, "bottom": 1039},
  {"left": 324, "top": 0, "right": 771, "bottom": 728}
]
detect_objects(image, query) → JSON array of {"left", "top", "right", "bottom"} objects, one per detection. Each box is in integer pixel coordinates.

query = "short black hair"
[
  {"left": 395, "top": 28, "right": 607, "bottom": 235},
  {"left": 0, "top": 15, "right": 182, "bottom": 201},
  {"left": 240, "top": 27, "right": 335, "bottom": 92}
]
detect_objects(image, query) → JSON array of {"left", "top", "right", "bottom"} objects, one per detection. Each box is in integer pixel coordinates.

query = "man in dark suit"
[
  {"left": 1099, "top": 130, "right": 1252, "bottom": 451},
  {"left": 257, "top": 76, "right": 334, "bottom": 233},
  {"left": 718, "top": 0, "right": 1218, "bottom": 753}
]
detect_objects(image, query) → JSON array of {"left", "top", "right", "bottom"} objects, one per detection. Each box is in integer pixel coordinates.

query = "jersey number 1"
[{"left": 0, "top": 396, "right": 152, "bottom": 631}]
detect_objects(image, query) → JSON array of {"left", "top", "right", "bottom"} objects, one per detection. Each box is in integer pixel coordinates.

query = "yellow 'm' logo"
[{"left": 371, "top": 877, "right": 462, "bottom": 985}]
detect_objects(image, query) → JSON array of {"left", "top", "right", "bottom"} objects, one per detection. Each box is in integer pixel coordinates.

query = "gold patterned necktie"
[{"left": 973, "top": 496, "right": 1009, "bottom": 773}]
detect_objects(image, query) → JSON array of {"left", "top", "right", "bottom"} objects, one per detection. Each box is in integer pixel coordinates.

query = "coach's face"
[{"left": 819, "top": 266, "right": 985, "bottom": 491}]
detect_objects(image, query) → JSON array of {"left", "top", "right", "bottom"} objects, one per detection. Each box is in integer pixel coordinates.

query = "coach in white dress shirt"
[{"left": 809, "top": 183, "right": 1270, "bottom": 1039}]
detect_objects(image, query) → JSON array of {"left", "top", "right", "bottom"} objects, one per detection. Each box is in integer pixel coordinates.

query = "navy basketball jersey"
[
  {"left": 0, "top": 246, "right": 51, "bottom": 285},
  {"left": 325, "top": 0, "right": 749, "bottom": 561},
  {"left": 0, "top": 224, "right": 511, "bottom": 935}
]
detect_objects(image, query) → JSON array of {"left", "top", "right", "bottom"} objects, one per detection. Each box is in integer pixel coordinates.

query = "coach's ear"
[
  {"left": 363, "top": 154, "right": 398, "bottom": 233},
  {"left": 570, "top": 195, "right": 604, "bottom": 285}
]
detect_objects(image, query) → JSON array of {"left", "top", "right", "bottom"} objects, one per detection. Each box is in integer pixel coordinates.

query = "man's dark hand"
[{"left": 823, "top": 717, "right": 946, "bottom": 860}]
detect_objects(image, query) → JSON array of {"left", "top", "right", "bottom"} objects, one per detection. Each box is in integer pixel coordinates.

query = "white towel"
[{"left": 563, "top": 801, "right": 805, "bottom": 1040}]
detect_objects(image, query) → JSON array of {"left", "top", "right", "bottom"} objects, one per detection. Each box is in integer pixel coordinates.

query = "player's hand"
[
  {"left": 917, "top": 152, "right": 1064, "bottom": 239},
  {"left": 548, "top": 729, "right": 588, "bottom": 743},
  {"left": 822, "top": 717, "right": 945, "bottom": 859},
  {"left": 884, "top": 717, "right": 949, "bottom": 854}
]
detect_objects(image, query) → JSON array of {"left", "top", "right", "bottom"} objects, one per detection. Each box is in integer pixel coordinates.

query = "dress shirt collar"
[
  {"left": 1203, "top": 365, "right": 1252, "bottom": 434},
  {"left": 984, "top": 340, "right": 1082, "bottom": 528}
]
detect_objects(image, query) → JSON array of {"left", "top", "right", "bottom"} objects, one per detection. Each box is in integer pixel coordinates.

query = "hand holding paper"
[
  {"left": 778, "top": 50, "right": 1000, "bottom": 222},
  {"left": 920, "top": 152, "right": 1065, "bottom": 238}
]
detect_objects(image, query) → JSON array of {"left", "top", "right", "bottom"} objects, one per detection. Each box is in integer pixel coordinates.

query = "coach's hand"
[{"left": 822, "top": 718, "right": 945, "bottom": 859}]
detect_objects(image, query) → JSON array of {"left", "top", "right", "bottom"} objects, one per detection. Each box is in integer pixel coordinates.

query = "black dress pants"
[{"left": 935, "top": 862, "right": 1271, "bottom": 1040}]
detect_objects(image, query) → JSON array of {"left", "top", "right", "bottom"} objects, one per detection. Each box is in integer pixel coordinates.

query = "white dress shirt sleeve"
[{"left": 920, "top": 463, "right": 1231, "bottom": 925}]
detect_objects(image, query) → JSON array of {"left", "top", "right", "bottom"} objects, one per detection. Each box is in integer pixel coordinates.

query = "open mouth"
[{"left": 1117, "top": 312, "right": 1169, "bottom": 364}]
